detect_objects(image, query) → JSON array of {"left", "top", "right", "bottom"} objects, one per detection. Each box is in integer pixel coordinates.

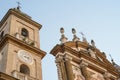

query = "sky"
[{"left": 0, "top": 0, "right": 120, "bottom": 80}]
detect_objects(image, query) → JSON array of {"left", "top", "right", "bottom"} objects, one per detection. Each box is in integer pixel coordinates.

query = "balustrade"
[{"left": 12, "top": 70, "right": 38, "bottom": 80}]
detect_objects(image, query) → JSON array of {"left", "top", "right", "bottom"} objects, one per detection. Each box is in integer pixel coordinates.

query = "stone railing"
[
  {"left": 14, "top": 33, "right": 39, "bottom": 48},
  {"left": 12, "top": 70, "right": 38, "bottom": 80}
]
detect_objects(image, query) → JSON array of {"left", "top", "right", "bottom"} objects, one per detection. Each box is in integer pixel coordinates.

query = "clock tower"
[{"left": 0, "top": 8, "right": 46, "bottom": 80}]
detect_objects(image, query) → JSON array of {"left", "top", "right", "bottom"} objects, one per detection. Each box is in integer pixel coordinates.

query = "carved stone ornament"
[
  {"left": 55, "top": 56, "right": 63, "bottom": 63},
  {"left": 55, "top": 53, "right": 64, "bottom": 63},
  {"left": 64, "top": 54, "right": 72, "bottom": 61},
  {"left": 80, "top": 60, "right": 88, "bottom": 68},
  {"left": 80, "top": 32, "right": 88, "bottom": 44},
  {"left": 89, "top": 73, "right": 105, "bottom": 80},
  {"left": 103, "top": 71, "right": 111, "bottom": 79},
  {"left": 72, "top": 28, "right": 76, "bottom": 35},
  {"left": 88, "top": 49, "right": 96, "bottom": 59},
  {"left": 60, "top": 27, "right": 68, "bottom": 44},
  {"left": 72, "top": 35, "right": 80, "bottom": 42},
  {"left": 91, "top": 40, "right": 96, "bottom": 48},
  {"left": 72, "top": 66, "right": 85, "bottom": 80},
  {"left": 60, "top": 27, "right": 64, "bottom": 34},
  {"left": 60, "top": 34, "right": 68, "bottom": 43},
  {"left": 72, "top": 28, "right": 80, "bottom": 42}
]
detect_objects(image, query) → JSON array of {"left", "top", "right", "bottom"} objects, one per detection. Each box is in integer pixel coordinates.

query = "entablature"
[{"left": 0, "top": 34, "right": 46, "bottom": 59}]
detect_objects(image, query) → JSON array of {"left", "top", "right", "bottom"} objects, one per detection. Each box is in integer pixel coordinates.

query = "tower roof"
[{"left": 0, "top": 8, "right": 42, "bottom": 29}]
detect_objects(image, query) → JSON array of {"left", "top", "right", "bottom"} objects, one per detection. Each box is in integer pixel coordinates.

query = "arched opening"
[
  {"left": 21, "top": 28, "right": 29, "bottom": 37},
  {"left": 20, "top": 64, "right": 30, "bottom": 75}
]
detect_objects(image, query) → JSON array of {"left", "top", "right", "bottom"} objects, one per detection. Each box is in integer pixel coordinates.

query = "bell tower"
[{"left": 0, "top": 8, "right": 46, "bottom": 80}]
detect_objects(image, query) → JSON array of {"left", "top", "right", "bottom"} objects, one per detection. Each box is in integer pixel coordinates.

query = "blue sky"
[{"left": 1, "top": 0, "right": 120, "bottom": 80}]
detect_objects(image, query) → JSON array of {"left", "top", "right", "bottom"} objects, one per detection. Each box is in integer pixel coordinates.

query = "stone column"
[
  {"left": 55, "top": 53, "right": 67, "bottom": 80},
  {"left": 80, "top": 60, "right": 89, "bottom": 80},
  {"left": 55, "top": 59, "right": 66, "bottom": 80},
  {"left": 64, "top": 55, "right": 74, "bottom": 80},
  {"left": 55, "top": 62, "right": 62, "bottom": 80}
]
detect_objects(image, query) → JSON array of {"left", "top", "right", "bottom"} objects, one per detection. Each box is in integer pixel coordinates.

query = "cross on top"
[{"left": 17, "top": 1, "right": 21, "bottom": 10}]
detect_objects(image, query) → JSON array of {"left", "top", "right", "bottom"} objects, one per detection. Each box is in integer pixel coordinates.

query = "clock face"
[{"left": 18, "top": 50, "right": 33, "bottom": 64}]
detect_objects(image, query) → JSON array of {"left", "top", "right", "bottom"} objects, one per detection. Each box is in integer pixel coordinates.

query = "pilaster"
[
  {"left": 55, "top": 53, "right": 67, "bottom": 80},
  {"left": 64, "top": 55, "right": 74, "bottom": 80},
  {"left": 80, "top": 60, "right": 89, "bottom": 80}
]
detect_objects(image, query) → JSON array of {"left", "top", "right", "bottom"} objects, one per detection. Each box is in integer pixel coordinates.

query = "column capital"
[
  {"left": 64, "top": 55, "right": 72, "bottom": 61},
  {"left": 55, "top": 56, "right": 63, "bottom": 63},
  {"left": 55, "top": 52, "right": 64, "bottom": 58},
  {"left": 80, "top": 60, "right": 88, "bottom": 67},
  {"left": 55, "top": 53, "right": 65, "bottom": 63}
]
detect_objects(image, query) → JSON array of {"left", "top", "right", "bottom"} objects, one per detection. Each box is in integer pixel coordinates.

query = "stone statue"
[
  {"left": 91, "top": 40, "right": 96, "bottom": 48},
  {"left": 72, "top": 28, "right": 80, "bottom": 42},
  {"left": 80, "top": 32, "right": 88, "bottom": 44}
]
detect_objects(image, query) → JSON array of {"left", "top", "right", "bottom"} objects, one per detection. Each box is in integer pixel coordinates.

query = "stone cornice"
[
  {"left": 0, "top": 34, "right": 46, "bottom": 59},
  {"left": 0, "top": 8, "right": 42, "bottom": 29},
  {"left": 50, "top": 44, "right": 79, "bottom": 57},
  {"left": 63, "top": 41, "right": 89, "bottom": 49},
  {"left": 50, "top": 41, "right": 118, "bottom": 77},
  {"left": 80, "top": 49, "right": 118, "bottom": 77},
  {"left": 51, "top": 44, "right": 105, "bottom": 67},
  {"left": 79, "top": 51, "right": 107, "bottom": 69},
  {"left": 51, "top": 41, "right": 106, "bottom": 58},
  {"left": 0, "top": 72, "right": 19, "bottom": 80}
]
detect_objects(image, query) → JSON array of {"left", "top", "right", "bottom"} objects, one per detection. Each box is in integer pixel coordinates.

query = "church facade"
[
  {"left": 0, "top": 7, "right": 120, "bottom": 80},
  {"left": 50, "top": 28, "right": 120, "bottom": 80}
]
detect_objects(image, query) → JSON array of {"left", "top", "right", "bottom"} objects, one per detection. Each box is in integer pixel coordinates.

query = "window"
[
  {"left": 20, "top": 64, "right": 30, "bottom": 75},
  {"left": 21, "top": 28, "right": 29, "bottom": 37}
]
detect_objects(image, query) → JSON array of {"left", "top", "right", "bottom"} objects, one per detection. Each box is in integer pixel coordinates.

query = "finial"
[
  {"left": 102, "top": 52, "right": 106, "bottom": 58},
  {"left": 60, "top": 27, "right": 68, "bottom": 44},
  {"left": 72, "top": 28, "right": 76, "bottom": 35},
  {"left": 91, "top": 39, "right": 96, "bottom": 48},
  {"left": 17, "top": 1, "right": 21, "bottom": 10},
  {"left": 60, "top": 27, "right": 64, "bottom": 34},
  {"left": 72, "top": 28, "right": 80, "bottom": 42},
  {"left": 80, "top": 32, "right": 88, "bottom": 44},
  {"left": 109, "top": 54, "right": 116, "bottom": 65}
]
